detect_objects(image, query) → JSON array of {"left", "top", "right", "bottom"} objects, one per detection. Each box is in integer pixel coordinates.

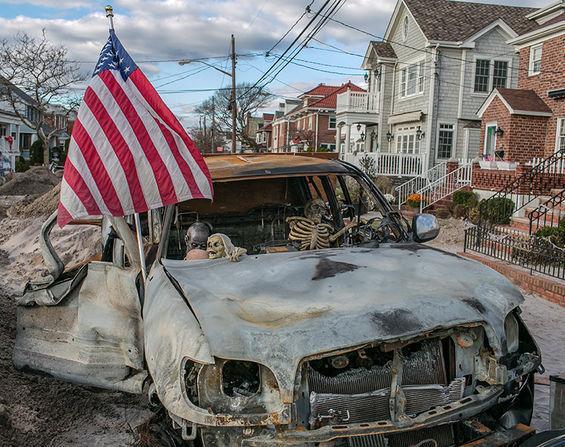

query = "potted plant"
[
  {"left": 406, "top": 193, "right": 425, "bottom": 209},
  {"left": 479, "top": 155, "right": 497, "bottom": 169}
]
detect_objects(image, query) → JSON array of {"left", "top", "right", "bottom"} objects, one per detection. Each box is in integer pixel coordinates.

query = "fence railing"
[
  {"left": 528, "top": 188, "right": 565, "bottom": 234},
  {"left": 342, "top": 152, "right": 424, "bottom": 177},
  {"left": 464, "top": 149, "right": 565, "bottom": 281},
  {"left": 336, "top": 91, "right": 379, "bottom": 114},
  {"left": 418, "top": 162, "right": 473, "bottom": 212}
]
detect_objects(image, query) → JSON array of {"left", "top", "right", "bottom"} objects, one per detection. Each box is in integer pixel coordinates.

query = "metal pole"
[
  {"left": 230, "top": 34, "right": 237, "bottom": 153},
  {"left": 211, "top": 96, "right": 215, "bottom": 152},
  {"left": 105, "top": 5, "right": 147, "bottom": 280}
]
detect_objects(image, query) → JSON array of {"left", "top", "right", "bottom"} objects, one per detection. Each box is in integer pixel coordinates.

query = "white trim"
[
  {"left": 528, "top": 43, "right": 543, "bottom": 76},
  {"left": 436, "top": 122, "right": 456, "bottom": 162},
  {"left": 484, "top": 122, "right": 497, "bottom": 156},
  {"left": 384, "top": 0, "right": 427, "bottom": 44},
  {"left": 526, "top": 1, "right": 564, "bottom": 20},
  {"left": 463, "top": 128, "right": 470, "bottom": 160},
  {"left": 457, "top": 49, "right": 467, "bottom": 119},
  {"left": 398, "top": 57, "right": 426, "bottom": 100},
  {"left": 471, "top": 54, "right": 512, "bottom": 95},
  {"left": 462, "top": 19, "right": 518, "bottom": 47},
  {"left": 509, "top": 22, "right": 565, "bottom": 47},
  {"left": 476, "top": 89, "right": 553, "bottom": 118},
  {"left": 555, "top": 117, "right": 565, "bottom": 153},
  {"left": 425, "top": 46, "right": 438, "bottom": 172}
]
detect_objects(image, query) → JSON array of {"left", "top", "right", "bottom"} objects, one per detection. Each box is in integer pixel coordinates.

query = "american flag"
[{"left": 58, "top": 30, "right": 213, "bottom": 227}]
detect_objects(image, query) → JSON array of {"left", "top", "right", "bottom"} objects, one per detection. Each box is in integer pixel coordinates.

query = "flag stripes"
[{"left": 58, "top": 30, "right": 212, "bottom": 227}]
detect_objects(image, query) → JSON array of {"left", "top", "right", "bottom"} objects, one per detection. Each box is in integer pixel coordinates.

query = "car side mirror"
[{"left": 412, "top": 214, "right": 440, "bottom": 243}]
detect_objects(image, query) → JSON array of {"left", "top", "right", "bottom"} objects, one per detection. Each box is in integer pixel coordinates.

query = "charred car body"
[{"left": 14, "top": 154, "right": 542, "bottom": 446}]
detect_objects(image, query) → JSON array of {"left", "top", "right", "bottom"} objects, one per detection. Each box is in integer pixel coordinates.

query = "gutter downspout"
[
  {"left": 390, "top": 61, "right": 397, "bottom": 153},
  {"left": 425, "top": 44, "right": 439, "bottom": 173}
]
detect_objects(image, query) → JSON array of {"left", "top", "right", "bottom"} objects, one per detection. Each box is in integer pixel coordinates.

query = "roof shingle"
[
  {"left": 496, "top": 88, "right": 552, "bottom": 114},
  {"left": 404, "top": 0, "right": 538, "bottom": 42},
  {"left": 369, "top": 41, "right": 397, "bottom": 59}
]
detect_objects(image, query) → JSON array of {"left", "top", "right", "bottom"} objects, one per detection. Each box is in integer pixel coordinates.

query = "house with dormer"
[{"left": 337, "top": 0, "right": 539, "bottom": 180}]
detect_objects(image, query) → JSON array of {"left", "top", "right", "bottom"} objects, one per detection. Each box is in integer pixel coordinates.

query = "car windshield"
[{"left": 163, "top": 173, "right": 407, "bottom": 260}]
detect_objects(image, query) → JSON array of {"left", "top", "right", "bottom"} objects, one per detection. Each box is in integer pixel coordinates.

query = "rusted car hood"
[{"left": 162, "top": 244, "right": 522, "bottom": 398}]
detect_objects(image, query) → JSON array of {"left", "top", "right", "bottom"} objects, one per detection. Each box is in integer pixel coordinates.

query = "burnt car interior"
[{"left": 164, "top": 174, "right": 404, "bottom": 259}]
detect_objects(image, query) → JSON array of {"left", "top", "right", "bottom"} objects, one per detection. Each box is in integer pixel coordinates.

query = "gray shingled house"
[{"left": 336, "top": 0, "right": 538, "bottom": 188}]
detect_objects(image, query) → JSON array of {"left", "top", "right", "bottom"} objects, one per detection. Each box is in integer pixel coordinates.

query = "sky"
[{"left": 0, "top": 0, "right": 547, "bottom": 128}]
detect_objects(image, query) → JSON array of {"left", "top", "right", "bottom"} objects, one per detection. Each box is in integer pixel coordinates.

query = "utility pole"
[
  {"left": 230, "top": 34, "right": 237, "bottom": 153},
  {"left": 211, "top": 96, "right": 216, "bottom": 152}
]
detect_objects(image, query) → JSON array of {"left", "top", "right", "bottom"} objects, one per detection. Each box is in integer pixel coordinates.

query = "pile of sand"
[
  {"left": 7, "top": 184, "right": 60, "bottom": 219},
  {"left": 0, "top": 167, "right": 59, "bottom": 196}
]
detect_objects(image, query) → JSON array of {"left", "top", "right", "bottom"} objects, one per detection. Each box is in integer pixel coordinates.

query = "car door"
[{"left": 13, "top": 211, "right": 147, "bottom": 393}]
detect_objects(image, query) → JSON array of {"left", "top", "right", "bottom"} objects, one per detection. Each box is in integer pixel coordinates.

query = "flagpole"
[{"left": 105, "top": 5, "right": 147, "bottom": 281}]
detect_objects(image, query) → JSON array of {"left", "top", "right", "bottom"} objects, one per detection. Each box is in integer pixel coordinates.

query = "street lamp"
[
  {"left": 416, "top": 125, "right": 425, "bottom": 141},
  {"left": 178, "top": 59, "right": 232, "bottom": 77},
  {"left": 386, "top": 131, "right": 394, "bottom": 142}
]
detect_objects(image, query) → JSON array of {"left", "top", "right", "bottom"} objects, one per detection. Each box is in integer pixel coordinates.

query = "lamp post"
[{"left": 179, "top": 34, "right": 237, "bottom": 153}]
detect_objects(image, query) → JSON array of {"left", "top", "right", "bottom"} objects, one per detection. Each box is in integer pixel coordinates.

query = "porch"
[{"left": 342, "top": 151, "right": 425, "bottom": 177}]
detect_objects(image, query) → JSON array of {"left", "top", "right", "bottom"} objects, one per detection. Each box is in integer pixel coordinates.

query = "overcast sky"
[{"left": 0, "top": 0, "right": 547, "bottom": 126}]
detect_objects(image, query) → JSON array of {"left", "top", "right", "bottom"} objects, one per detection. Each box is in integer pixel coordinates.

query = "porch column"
[
  {"left": 336, "top": 124, "right": 342, "bottom": 154},
  {"left": 345, "top": 124, "right": 351, "bottom": 154}
]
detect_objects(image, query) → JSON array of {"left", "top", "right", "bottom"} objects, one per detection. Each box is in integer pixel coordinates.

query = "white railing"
[
  {"left": 530, "top": 154, "right": 565, "bottom": 174},
  {"left": 418, "top": 162, "right": 473, "bottom": 212},
  {"left": 342, "top": 152, "right": 425, "bottom": 177},
  {"left": 336, "top": 91, "right": 379, "bottom": 115},
  {"left": 395, "top": 162, "right": 448, "bottom": 208}
]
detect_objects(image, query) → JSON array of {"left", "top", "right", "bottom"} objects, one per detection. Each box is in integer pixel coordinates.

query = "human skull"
[
  {"left": 207, "top": 234, "right": 226, "bottom": 259},
  {"left": 304, "top": 199, "right": 328, "bottom": 224},
  {"left": 185, "top": 222, "right": 211, "bottom": 251}
]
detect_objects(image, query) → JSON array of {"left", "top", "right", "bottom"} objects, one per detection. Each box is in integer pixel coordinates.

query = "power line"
[{"left": 266, "top": 0, "right": 316, "bottom": 56}]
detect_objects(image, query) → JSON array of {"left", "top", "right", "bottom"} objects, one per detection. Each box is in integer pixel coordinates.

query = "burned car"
[{"left": 14, "top": 154, "right": 542, "bottom": 446}]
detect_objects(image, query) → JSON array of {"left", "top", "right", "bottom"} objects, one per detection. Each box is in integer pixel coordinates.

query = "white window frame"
[
  {"left": 436, "top": 123, "right": 455, "bottom": 160},
  {"left": 528, "top": 44, "right": 543, "bottom": 76},
  {"left": 483, "top": 122, "right": 497, "bottom": 156},
  {"left": 556, "top": 117, "right": 565, "bottom": 153},
  {"left": 403, "top": 16, "right": 409, "bottom": 41},
  {"left": 394, "top": 125, "right": 421, "bottom": 154},
  {"left": 308, "top": 115, "right": 313, "bottom": 130},
  {"left": 399, "top": 58, "right": 425, "bottom": 99},
  {"left": 472, "top": 56, "right": 512, "bottom": 95},
  {"left": 328, "top": 116, "right": 336, "bottom": 130}
]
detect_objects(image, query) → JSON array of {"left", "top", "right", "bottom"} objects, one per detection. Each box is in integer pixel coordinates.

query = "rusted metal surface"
[
  {"left": 13, "top": 262, "right": 147, "bottom": 393},
  {"left": 459, "top": 423, "right": 534, "bottom": 446},
  {"left": 202, "top": 154, "right": 348, "bottom": 182},
  {"left": 161, "top": 244, "right": 522, "bottom": 405}
]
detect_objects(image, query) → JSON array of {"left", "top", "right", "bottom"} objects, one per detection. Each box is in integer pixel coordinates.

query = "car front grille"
[{"left": 305, "top": 338, "right": 462, "bottom": 434}]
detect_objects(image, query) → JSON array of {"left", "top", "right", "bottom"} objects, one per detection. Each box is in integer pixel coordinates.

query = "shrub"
[
  {"left": 536, "top": 224, "right": 565, "bottom": 248},
  {"left": 452, "top": 203, "right": 468, "bottom": 219},
  {"left": 479, "top": 197, "right": 515, "bottom": 224},
  {"left": 15, "top": 157, "right": 30, "bottom": 172},
  {"left": 435, "top": 207, "right": 451, "bottom": 219},
  {"left": 359, "top": 154, "right": 377, "bottom": 178},
  {"left": 374, "top": 176, "right": 393, "bottom": 194},
  {"left": 468, "top": 207, "right": 480, "bottom": 224},
  {"left": 29, "top": 139, "right": 45, "bottom": 165},
  {"left": 453, "top": 190, "right": 478, "bottom": 207}
]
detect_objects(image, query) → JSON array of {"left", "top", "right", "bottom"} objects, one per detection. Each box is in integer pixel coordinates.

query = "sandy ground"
[
  {"left": 0, "top": 177, "right": 154, "bottom": 446},
  {"left": 0, "top": 200, "right": 562, "bottom": 445}
]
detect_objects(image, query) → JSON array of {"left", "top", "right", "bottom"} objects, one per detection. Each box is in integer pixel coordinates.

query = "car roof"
[{"left": 203, "top": 153, "right": 350, "bottom": 181}]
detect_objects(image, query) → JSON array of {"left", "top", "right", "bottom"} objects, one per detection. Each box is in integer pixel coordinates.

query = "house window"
[
  {"left": 403, "top": 16, "right": 409, "bottom": 41},
  {"left": 400, "top": 61, "right": 424, "bottom": 98},
  {"left": 492, "top": 61, "right": 508, "bottom": 89},
  {"left": 474, "top": 59, "right": 490, "bottom": 93},
  {"left": 529, "top": 44, "right": 542, "bottom": 76},
  {"left": 328, "top": 116, "right": 336, "bottom": 129},
  {"left": 0, "top": 126, "right": 6, "bottom": 137},
  {"left": 395, "top": 127, "right": 421, "bottom": 154},
  {"left": 308, "top": 115, "right": 313, "bottom": 130},
  {"left": 437, "top": 124, "right": 454, "bottom": 159},
  {"left": 319, "top": 143, "right": 336, "bottom": 151},
  {"left": 557, "top": 117, "right": 565, "bottom": 152}
]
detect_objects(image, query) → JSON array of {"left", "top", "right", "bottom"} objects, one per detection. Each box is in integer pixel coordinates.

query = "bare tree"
[
  {"left": 0, "top": 31, "right": 84, "bottom": 164},
  {"left": 293, "top": 129, "right": 316, "bottom": 151},
  {"left": 195, "top": 83, "right": 271, "bottom": 152}
]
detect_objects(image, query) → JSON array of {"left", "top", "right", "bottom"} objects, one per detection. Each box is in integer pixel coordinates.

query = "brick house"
[
  {"left": 254, "top": 113, "right": 274, "bottom": 150},
  {"left": 270, "top": 82, "right": 365, "bottom": 152},
  {"left": 474, "top": 0, "right": 564, "bottom": 192}
]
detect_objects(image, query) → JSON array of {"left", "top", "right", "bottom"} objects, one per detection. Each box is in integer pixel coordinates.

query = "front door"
[{"left": 484, "top": 123, "right": 497, "bottom": 157}]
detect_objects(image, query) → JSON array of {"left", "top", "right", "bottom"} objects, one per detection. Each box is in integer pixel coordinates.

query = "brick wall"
[
  {"left": 518, "top": 34, "right": 565, "bottom": 157},
  {"left": 471, "top": 163, "right": 518, "bottom": 190},
  {"left": 316, "top": 114, "right": 337, "bottom": 146},
  {"left": 479, "top": 96, "right": 548, "bottom": 163}
]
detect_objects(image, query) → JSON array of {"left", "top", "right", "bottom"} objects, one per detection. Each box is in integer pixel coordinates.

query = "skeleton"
[
  {"left": 184, "top": 222, "right": 212, "bottom": 260},
  {"left": 207, "top": 233, "right": 247, "bottom": 262},
  {"left": 287, "top": 199, "right": 358, "bottom": 251}
]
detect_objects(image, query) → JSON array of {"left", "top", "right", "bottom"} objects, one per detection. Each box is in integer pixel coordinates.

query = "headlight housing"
[
  {"left": 504, "top": 312, "right": 520, "bottom": 354},
  {"left": 183, "top": 357, "right": 283, "bottom": 415}
]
